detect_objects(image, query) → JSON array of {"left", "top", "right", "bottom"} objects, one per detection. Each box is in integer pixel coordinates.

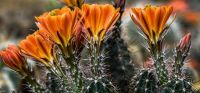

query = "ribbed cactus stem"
[
  {"left": 163, "top": 79, "right": 193, "bottom": 93},
  {"left": 68, "top": 58, "right": 83, "bottom": 92},
  {"left": 58, "top": 45, "right": 83, "bottom": 93},
  {"left": 84, "top": 37, "right": 118, "bottom": 93},
  {"left": 71, "top": 62, "right": 83, "bottom": 93},
  {"left": 24, "top": 75, "right": 45, "bottom": 93},
  {"left": 173, "top": 48, "right": 189, "bottom": 78},
  {"left": 85, "top": 78, "right": 117, "bottom": 93},
  {"left": 133, "top": 70, "right": 158, "bottom": 93},
  {"left": 46, "top": 73, "right": 69, "bottom": 92},
  {"left": 150, "top": 42, "right": 168, "bottom": 85},
  {"left": 87, "top": 40, "right": 102, "bottom": 76},
  {"left": 174, "top": 50, "right": 184, "bottom": 77}
]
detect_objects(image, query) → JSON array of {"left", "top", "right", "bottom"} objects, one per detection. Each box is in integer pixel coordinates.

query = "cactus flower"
[
  {"left": 81, "top": 4, "right": 120, "bottom": 43},
  {"left": 19, "top": 31, "right": 54, "bottom": 67},
  {"left": 130, "top": 5, "right": 174, "bottom": 44},
  {"left": 0, "top": 45, "right": 27, "bottom": 73},
  {"left": 36, "top": 7, "right": 80, "bottom": 48}
]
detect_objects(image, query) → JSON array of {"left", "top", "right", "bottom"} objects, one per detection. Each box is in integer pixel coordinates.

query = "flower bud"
[
  {"left": 0, "top": 45, "right": 28, "bottom": 75},
  {"left": 176, "top": 33, "right": 191, "bottom": 53}
]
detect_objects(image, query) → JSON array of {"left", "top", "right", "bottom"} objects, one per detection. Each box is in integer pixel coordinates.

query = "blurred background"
[{"left": 1, "top": 0, "right": 200, "bottom": 92}]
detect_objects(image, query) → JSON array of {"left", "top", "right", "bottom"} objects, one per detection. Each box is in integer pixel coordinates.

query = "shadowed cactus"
[{"left": 103, "top": 0, "right": 135, "bottom": 92}]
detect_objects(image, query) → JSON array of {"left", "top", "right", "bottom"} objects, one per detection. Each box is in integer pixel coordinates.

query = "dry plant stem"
[
  {"left": 149, "top": 41, "right": 168, "bottom": 85},
  {"left": 59, "top": 45, "right": 83, "bottom": 92}
]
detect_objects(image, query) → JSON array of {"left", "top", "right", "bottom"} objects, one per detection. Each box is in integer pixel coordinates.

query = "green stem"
[
  {"left": 55, "top": 59, "right": 68, "bottom": 80},
  {"left": 89, "top": 41, "right": 101, "bottom": 76},
  {"left": 59, "top": 45, "right": 83, "bottom": 93},
  {"left": 150, "top": 43, "right": 168, "bottom": 85},
  {"left": 174, "top": 50, "right": 185, "bottom": 78},
  {"left": 24, "top": 75, "right": 44, "bottom": 93}
]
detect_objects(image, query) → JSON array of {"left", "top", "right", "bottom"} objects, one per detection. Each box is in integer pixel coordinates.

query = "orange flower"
[
  {"left": 81, "top": 4, "right": 120, "bottom": 43},
  {"left": 0, "top": 45, "right": 27, "bottom": 73},
  {"left": 58, "top": 0, "right": 84, "bottom": 8},
  {"left": 130, "top": 5, "right": 175, "bottom": 44},
  {"left": 36, "top": 7, "right": 79, "bottom": 49},
  {"left": 19, "top": 30, "right": 54, "bottom": 67}
]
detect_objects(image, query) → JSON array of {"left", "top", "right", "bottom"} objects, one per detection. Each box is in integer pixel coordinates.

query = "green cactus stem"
[{"left": 132, "top": 70, "right": 158, "bottom": 93}]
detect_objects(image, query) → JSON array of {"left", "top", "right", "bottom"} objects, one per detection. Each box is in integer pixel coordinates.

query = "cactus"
[
  {"left": 0, "top": 1, "right": 199, "bottom": 93},
  {"left": 103, "top": 0, "right": 134, "bottom": 92},
  {"left": 131, "top": 70, "right": 158, "bottom": 93},
  {"left": 46, "top": 73, "right": 68, "bottom": 93},
  {"left": 84, "top": 78, "right": 117, "bottom": 93},
  {"left": 162, "top": 79, "right": 194, "bottom": 93},
  {"left": 128, "top": 4, "right": 194, "bottom": 93}
]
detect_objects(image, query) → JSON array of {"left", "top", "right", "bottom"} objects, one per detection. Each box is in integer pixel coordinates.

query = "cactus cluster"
[
  {"left": 0, "top": 0, "right": 198, "bottom": 93},
  {"left": 129, "top": 4, "right": 194, "bottom": 93}
]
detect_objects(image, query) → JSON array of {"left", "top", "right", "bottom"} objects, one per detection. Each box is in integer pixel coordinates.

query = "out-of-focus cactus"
[{"left": 103, "top": 0, "right": 135, "bottom": 92}]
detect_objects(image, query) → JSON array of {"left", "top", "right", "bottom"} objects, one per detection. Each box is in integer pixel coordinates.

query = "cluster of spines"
[
  {"left": 130, "top": 70, "right": 157, "bottom": 93},
  {"left": 84, "top": 77, "right": 117, "bottom": 93},
  {"left": 163, "top": 79, "right": 194, "bottom": 93}
]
